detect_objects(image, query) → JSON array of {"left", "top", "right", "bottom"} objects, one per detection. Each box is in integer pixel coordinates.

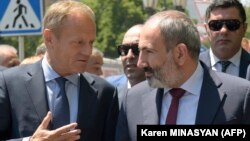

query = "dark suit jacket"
[
  {"left": 199, "top": 49, "right": 250, "bottom": 80},
  {"left": 0, "top": 61, "right": 119, "bottom": 141},
  {"left": 115, "top": 62, "right": 250, "bottom": 141},
  {"left": 106, "top": 74, "right": 129, "bottom": 109}
]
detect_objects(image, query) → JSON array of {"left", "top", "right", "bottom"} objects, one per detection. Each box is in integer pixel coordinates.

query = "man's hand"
[{"left": 30, "top": 112, "right": 81, "bottom": 141}]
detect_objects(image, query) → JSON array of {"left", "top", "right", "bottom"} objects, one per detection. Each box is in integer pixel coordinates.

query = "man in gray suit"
[
  {"left": 0, "top": 1, "right": 118, "bottom": 141},
  {"left": 199, "top": 0, "right": 250, "bottom": 79},
  {"left": 115, "top": 10, "right": 250, "bottom": 141}
]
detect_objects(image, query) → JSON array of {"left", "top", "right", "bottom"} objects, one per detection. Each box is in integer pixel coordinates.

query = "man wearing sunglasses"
[
  {"left": 199, "top": 0, "right": 250, "bottom": 80},
  {"left": 106, "top": 24, "right": 146, "bottom": 108}
]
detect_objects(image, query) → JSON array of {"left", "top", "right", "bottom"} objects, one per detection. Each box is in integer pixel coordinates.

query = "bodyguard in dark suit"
[
  {"left": 115, "top": 10, "right": 250, "bottom": 141},
  {"left": 199, "top": 0, "right": 250, "bottom": 79},
  {"left": 0, "top": 1, "right": 118, "bottom": 141}
]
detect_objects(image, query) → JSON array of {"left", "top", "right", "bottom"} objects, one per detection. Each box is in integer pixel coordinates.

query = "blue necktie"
[{"left": 53, "top": 77, "right": 70, "bottom": 129}]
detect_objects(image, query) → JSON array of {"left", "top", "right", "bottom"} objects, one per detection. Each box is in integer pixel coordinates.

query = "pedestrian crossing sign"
[{"left": 0, "top": 0, "right": 43, "bottom": 36}]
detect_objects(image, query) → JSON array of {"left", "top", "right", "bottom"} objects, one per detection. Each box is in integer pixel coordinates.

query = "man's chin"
[
  {"left": 146, "top": 77, "right": 165, "bottom": 88},
  {"left": 126, "top": 72, "right": 136, "bottom": 78}
]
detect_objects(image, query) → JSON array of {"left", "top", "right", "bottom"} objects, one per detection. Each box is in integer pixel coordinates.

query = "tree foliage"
[
  {"left": 244, "top": 6, "right": 250, "bottom": 38},
  {"left": 1, "top": 1, "right": 248, "bottom": 60},
  {"left": 82, "top": 0, "right": 174, "bottom": 58},
  {"left": 82, "top": 0, "right": 146, "bottom": 58}
]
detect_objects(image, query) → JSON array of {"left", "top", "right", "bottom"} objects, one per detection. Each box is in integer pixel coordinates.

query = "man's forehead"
[
  {"left": 123, "top": 35, "right": 139, "bottom": 43},
  {"left": 123, "top": 31, "right": 140, "bottom": 44}
]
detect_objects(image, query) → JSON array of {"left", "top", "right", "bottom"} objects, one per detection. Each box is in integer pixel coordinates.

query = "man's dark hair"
[{"left": 205, "top": 0, "right": 246, "bottom": 23}]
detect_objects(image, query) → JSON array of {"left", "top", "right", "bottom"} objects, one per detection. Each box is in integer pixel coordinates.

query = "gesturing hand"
[{"left": 30, "top": 112, "right": 81, "bottom": 141}]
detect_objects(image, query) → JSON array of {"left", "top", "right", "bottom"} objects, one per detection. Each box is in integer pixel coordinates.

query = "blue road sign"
[{"left": 0, "top": 0, "right": 43, "bottom": 36}]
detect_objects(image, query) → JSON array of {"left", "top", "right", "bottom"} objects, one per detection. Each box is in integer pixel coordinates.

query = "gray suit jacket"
[
  {"left": 0, "top": 66, "right": 7, "bottom": 71},
  {"left": 115, "top": 62, "right": 250, "bottom": 141},
  {"left": 199, "top": 49, "right": 250, "bottom": 79},
  {"left": 0, "top": 61, "right": 119, "bottom": 141}
]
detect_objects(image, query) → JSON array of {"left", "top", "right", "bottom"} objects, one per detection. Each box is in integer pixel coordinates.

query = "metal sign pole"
[{"left": 18, "top": 36, "right": 24, "bottom": 61}]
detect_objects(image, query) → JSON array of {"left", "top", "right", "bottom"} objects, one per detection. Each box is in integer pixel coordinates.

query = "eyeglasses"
[
  {"left": 208, "top": 19, "right": 242, "bottom": 31},
  {"left": 117, "top": 43, "right": 139, "bottom": 56}
]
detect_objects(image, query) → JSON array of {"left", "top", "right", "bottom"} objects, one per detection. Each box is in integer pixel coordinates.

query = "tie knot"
[
  {"left": 55, "top": 77, "right": 67, "bottom": 87},
  {"left": 169, "top": 88, "right": 185, "bottom": 99},
  {"left": 219, "top": 61, "right": 231, "bottom": 72}
]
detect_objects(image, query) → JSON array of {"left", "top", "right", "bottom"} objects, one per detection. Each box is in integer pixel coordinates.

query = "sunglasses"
[
  {"left": 117, "top": 43, "right": 139, "bottom": 56},
  {"left": 208, "top": 19, "right": 242, "bottom": 31}
]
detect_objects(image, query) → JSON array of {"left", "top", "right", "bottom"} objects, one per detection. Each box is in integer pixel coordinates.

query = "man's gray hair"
[{"left": 0, "top": 44, "right": 17, "bottom": 65}]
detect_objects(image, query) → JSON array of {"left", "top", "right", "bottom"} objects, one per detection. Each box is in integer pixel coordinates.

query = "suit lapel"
[
  {"left": 239, "top": 49, "right": 250, "bottom": 78},
  {"left": 156, "top": 88, "right": 164, "bottom": 122},
  {"left": 77, "top": 74, "right": 98, "bottom": 129},
  {"left": 196, "top": 62, "right": 226, "bottom": 124},
  {"left": 26, "top": 61, "right": 49, "bottom": 122},
  {"left": 142, "top": 88, "right": 163, "bottom": 124},
  {"left": 117, "top": 83, "right": 128, "bottom": 108}
]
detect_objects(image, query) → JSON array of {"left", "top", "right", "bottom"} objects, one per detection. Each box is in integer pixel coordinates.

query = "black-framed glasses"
[
  {"left": 208, "top": 19, "right": 242, "bottom": 31},
  {"left": 117, "top": 43, "right": 139, "bottom": 56}
]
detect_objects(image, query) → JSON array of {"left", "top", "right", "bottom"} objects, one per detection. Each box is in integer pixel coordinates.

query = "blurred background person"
[
  {"left": 20, "top": 55, "right": 42, "bottom": 65},
  {"left": 106, "top": 24, "right": 146, "bottom": 108},
  {"left": 35, "top": 42, "right": 47, "bottom": 58},
  {"left": 200, "top": 0, "right": 250, "bottom": 79},
  {"left": 0, "top": 44, "right": 20, "bottom": 68},
  {"left": 20, "top": 43, "right": 46, "bottom": 65},
  {"left": 242, "top": 37, "right": 250, "bottom": 53},
  {"left": 85, "top": 47, "right": 104, "bottom": 76}
]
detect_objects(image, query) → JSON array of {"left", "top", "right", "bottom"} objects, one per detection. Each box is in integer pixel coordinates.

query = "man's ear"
[
  {"left": 173, "top": 43, "right": 188, "bottom": 66},
  {"left": 43, "top": 29, "right": 53, "bottom": 47}
]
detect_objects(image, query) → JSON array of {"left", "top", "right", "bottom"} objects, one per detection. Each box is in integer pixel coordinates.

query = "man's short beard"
[
  {"left": 146, "top": 58, "right": 183, "bottom": 88},
  {"left": 146, "top": 76, "right": 166, "bottom": 88}
]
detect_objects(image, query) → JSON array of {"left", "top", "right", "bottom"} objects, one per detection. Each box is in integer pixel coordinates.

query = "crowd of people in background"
[
  {"left": 85, "top": 47, "right": 104, "bottom": 76},
  {"left": 0, "top": 0, "right": 250, "bottom": 141}
]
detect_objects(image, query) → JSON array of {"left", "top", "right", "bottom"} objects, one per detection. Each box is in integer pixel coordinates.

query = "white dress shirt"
[
  {"left": 209, "top": 48, "right": 241, "bottom": 76},
  {"left": 160, "top": 62, "right": 204, "bottom": 125}
]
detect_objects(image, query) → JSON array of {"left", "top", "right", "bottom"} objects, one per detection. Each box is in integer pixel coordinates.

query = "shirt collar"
[
  {"left": 42, "top": 56, "right": 79, "bottom": 85},
  {"left": 210, "top": 48, "right": 242, "bottom": 67},
  {"left": 127, "top": 80, "right": 131, "bottom": 89},
  {"left": 180, "top": 62, "right": 203, "bottom": 96},
  {"left": 164, "top": 62, "right": 203, "bottom": 96}
]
